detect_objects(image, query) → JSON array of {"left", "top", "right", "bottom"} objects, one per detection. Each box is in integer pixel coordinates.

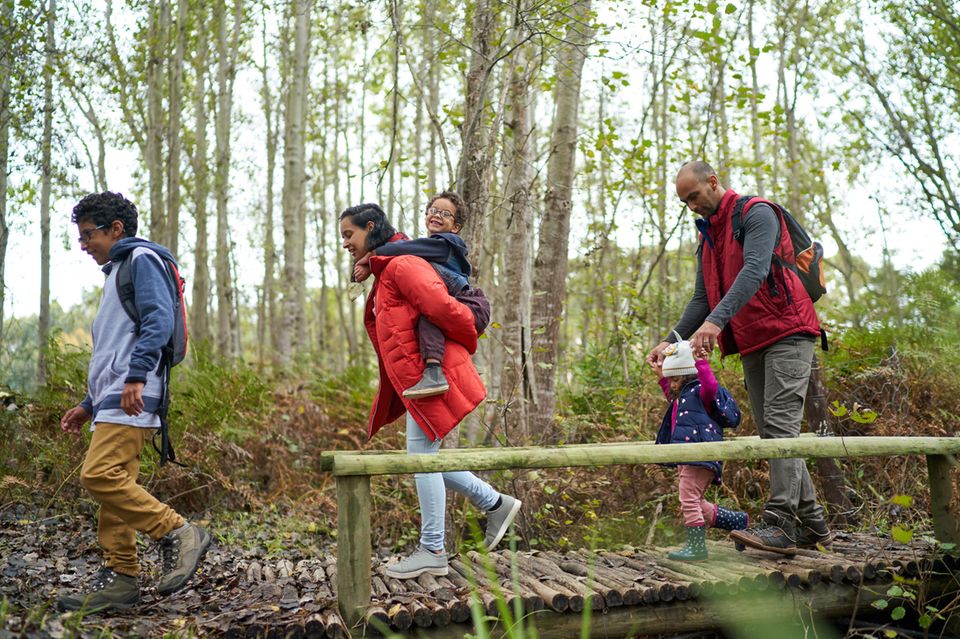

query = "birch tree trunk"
[
  {"left": 530, "top": 0, "right": 595, "bottom": 432},
  {"left": 38, "top": 0, "right": 56, "bottom": 385},
  {"left": 747, "top": 0, "right": 764, "bottom": 195},
  {"left": 456, "top": 0, "right": 495, "bottom": 279},
  {"left": 146, "top": 0, "right": 167, "bottom": 242},
  {"left": 214, "top": 0, "right": 242, "bottom": 358},
  {"left": 165, "top": 0, "right": 186, "bottom": 255},
  {"left": 498, "top": 21, "right": 535, "bottom": 440},
  {"left": 278, "top": 0, "right": 311, "bottom": 368},
  {"left": 387, "top": 0, "right": 402, "bottom": 230},
  {"left": 258, "top": 10, "right": 280, "bottom": 367},
  {"left": 190, "top": 4, "right": 211, "bottom": 345},
  {"left": 0, "top": 0, "right": 11, "bottom": 347}
]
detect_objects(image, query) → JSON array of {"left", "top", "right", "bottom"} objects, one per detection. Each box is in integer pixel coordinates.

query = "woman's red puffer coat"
[{"left": 364, "top": 251, "right": 486, "bottom": 442}]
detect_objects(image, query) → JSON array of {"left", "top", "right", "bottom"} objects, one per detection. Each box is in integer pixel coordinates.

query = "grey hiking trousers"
[{"left": 741, "top": 335, "right": 825, "bottom": 531}]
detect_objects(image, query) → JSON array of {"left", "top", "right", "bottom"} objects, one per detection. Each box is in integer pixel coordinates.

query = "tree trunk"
[
  {"left": 0, "top": 0, "right": 13, "bottom": 347},
  {"left": 499, "top": 7, "right": 535, "bottom": 441},
  {"left": 38, "top": 0, "right": 56, "bottom": 385},
  {"left": 456, "top": 0, "right": 496, "bottom": 279},
  {"left": 387, "top": 0, "right": 402, "bottom": 230},
  {"left": 146, "top": 0, "right": 167, "bottom": 242},
  {"left": 214, "top": 0, "right": 242, "bottom": 358},
  {"left": 278, "top": 0, "right": 311, "bottom": 368},
  {"left": 190, "top": 4, "right": 211, "bottom": 345},
  {"left": 259, "top": 8, "right": 280, "bottom": 367},
  {"left": 530, "top": 0, "right": 595, "bottom": 432},
  {"left": 805, "top": 355, "right": 854, "bottom": 526},
  {"left": 165, "top": 0, "right": 186, "bottom": 255},
  {"left": 747, "top": 0, "right": 764, "bottom": 195}
]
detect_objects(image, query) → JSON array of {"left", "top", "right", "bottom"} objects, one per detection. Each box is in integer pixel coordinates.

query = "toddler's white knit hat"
[{"left": 662, "top": 331, "right": 697, "bottom": 377}]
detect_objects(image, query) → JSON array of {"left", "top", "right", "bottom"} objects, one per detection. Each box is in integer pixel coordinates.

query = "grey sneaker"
[
  {"left": 56, "top": 568, "right": 139, "bottom": 613},
  {"left": 156, "top": 523, "right": 212, "bottom": 596},
  {"left": 729, "top": 523, "right": 797, "bottom": 556},
  {"left": 484, "top": 495, "right": 522, "bottom": 551},
  {"left": 403, "top": 365, "right": 450, "bottom": 399},
  {"left": 385, "top": 545, "right": 448, "bottom": 579}
]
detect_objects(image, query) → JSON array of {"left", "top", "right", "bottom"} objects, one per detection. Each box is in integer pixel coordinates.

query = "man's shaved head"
[
  {"left": 677, "top": 161, "right": 717, "bottom": 183},
  {"left": 675, "top": 161, "right": 725, "bottom": 217}
]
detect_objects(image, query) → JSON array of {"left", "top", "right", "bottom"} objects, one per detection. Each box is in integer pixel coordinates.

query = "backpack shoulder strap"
[
  {"left": 114, "top": 254, "right": 140, "bottom": 330},
  {"left": 731, "top": 195, "right": 770, "bottom": 244}
]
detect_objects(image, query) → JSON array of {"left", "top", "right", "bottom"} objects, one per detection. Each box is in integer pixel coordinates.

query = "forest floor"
[{"left": 0, "top": 504, "right": 351, "bottom": 638}]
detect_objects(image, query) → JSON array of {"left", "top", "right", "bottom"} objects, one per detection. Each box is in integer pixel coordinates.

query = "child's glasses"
[{"left": 425, "top": 207, "right": 455, "bottom": 219}]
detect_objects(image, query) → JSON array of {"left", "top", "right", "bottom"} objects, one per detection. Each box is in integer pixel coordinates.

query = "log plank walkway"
[{"left": 223, "top": 531, "right": 948, "bottom": 637}]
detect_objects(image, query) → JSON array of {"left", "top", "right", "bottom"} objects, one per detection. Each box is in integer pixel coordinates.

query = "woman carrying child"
[
  {"left": 654, "top": 333, "right": 749, "bottom": 560},
  {"left": 339, "top": 198, "right": 521, "bottom": 580}
]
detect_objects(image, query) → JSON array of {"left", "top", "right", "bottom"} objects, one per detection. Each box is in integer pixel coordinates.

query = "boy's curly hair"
[
  {"left": 427, "top": 191, "right": 467, "bottom": 228},
  {"left": 71, "top": 192, "right": 139, "bottom": 237}
]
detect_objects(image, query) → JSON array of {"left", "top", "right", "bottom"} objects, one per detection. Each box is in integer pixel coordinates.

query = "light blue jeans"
[{"left": 406, "top": 413, "right": 499, "bottom": 551}]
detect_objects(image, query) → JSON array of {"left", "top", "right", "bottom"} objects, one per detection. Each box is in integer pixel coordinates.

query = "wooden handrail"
[
  {"left": 317, "top": 434, "right": 818, "bottom": 471},
  {"left": 330, "top": 436, "right": 960, "bottom": 476},
  {"left": 333, "top": 436, "right": 960, "bottom": 627}
]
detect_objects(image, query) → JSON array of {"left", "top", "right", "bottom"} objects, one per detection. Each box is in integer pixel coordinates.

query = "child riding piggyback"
[{"left": 353, "top": 191, "right": 490, "bottom": 399}]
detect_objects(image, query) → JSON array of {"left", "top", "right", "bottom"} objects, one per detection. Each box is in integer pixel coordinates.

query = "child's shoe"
[
  {"left": 403, "top": 364, "right": 450, "bottom": 398},
  {"left": 712, "top": 506, "right": 749, "bottom": 531},
  {"left": 667, "top": 525, "right": 708, "bottom": 561}
]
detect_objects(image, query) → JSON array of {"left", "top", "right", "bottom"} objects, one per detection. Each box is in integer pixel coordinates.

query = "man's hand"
[
  {"left": 121, "top": 382, "right": 145, "bottom": 416},
  {"left": 646, "top": 341, "right": 671, "bottom": 369},
  {"left": 353, "top": 255, "right": 372, "bottom": 282},
  {"left": 690, "top": 320, "right": 722, "bottom": 354},
  {"left": 60, "top": 405, "right": 91, "bottom": 435}
]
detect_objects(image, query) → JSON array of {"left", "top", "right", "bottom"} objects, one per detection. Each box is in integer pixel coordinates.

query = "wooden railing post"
[
  {"left": 927, "top": 455, "right": 960, "bottom": 546},
  {"left": 336, "top": 474, "right": 371, "bottom": 628}
]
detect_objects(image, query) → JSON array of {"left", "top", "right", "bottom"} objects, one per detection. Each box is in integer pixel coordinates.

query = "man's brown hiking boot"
[
  {"left": 56, "top": 568, "right": 139, "bottom": 613},
  {"left": 796, "top": 519, "right": 833, "bottom": 549},
  {"left": 156, "top": 523, "right": 212, "bottom": 596}
]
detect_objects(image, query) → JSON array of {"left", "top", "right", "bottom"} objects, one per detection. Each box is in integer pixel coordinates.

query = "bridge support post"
[
  {"left": 336, "top": 474, "right": 371, "bottom": 628},
  {"left": 927, "top": 455, "right": 960, "bottom": 546}
]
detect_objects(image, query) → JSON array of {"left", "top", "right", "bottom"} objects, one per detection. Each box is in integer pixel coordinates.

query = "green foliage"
[
  {"left": 168, "top": 342, "right": 273, "bottom": 444},
  {"left": 560, "top": 342, "right": 648, "bottom": 437}
]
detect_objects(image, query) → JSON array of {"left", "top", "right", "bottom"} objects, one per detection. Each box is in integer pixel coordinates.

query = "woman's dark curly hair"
[
  {"left": 427, "top": 190, "right": 467, "bottom": 228},
  {"left": 71, "top": 192, "right": 139, "bottom": 237},
  {"left": 339, "top": 203, "right": 397, "bottom": 253}
]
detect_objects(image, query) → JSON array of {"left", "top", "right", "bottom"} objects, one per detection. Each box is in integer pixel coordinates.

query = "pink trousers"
[{"left": 678, "top": 465, "right": 717, "bottom": 527}]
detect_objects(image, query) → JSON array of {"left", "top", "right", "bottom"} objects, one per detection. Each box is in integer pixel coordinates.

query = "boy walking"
[{"left": 57, "top": 192, "right": 210, "bottom": 612}]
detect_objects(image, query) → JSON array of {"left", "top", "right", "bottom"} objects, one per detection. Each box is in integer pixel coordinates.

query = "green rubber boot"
[{"left": 667, "top": 525, "right": 708, "bottom": 561}]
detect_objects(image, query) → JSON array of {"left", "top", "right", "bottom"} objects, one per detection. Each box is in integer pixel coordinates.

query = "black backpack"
[
  {"left": 731, "top": 196, "right": 827, "bottom": 303},
  {"left": 115, "top": 251, "right": 189, "bottom": 466}
]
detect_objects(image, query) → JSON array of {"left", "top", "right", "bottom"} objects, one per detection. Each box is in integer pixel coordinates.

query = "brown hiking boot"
[
  {"left": 56, "top": 567, "right": 139, "bottom": 613},
  {"left": 156, "top": 523, "right": 212, "bottom": 596},
  {"left": 796, "top": 519, "right": 833, "bottom": 549}
]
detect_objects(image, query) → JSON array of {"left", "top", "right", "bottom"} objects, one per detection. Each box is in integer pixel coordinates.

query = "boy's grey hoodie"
[{"left": 79, "top": 237, "right": 178, "bottom": 429}]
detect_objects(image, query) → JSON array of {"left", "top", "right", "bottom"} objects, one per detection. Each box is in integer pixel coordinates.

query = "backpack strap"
[
  {"left": 115, "top": 253, "right": 183, "bottom": 467},
  {"left": 114, "top": 255, "right": 141, "bottom": 331},
  {"left": 731, "top": 195, "right": 786, "bottom": 300}
]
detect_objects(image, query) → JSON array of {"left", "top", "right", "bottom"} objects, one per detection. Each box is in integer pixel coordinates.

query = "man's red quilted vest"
[{"left": 700, "top": 190, "right": 820, "bottom": 356}]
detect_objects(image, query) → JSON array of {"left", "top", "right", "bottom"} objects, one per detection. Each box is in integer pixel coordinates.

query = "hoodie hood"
[{"left": 106, "top": 237, "right": 177, "bottom": 273}]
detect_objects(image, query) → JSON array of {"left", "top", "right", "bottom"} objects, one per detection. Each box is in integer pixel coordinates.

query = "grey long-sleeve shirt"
[{"left": 667, "top": 203, "right": 779, "bottom": 342}]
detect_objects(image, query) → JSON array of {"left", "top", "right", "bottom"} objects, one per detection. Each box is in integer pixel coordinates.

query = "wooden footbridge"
[
  {"left": 234, "top": 531, "right": 947, "bottom": 637},
  {"left": 305, "top": 436, "right": 960, "bottom": 637}
]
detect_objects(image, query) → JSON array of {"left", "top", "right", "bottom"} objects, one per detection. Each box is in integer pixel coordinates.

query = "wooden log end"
[{"left": 569, "top": 594, "right": 585, "bottom": 612}]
